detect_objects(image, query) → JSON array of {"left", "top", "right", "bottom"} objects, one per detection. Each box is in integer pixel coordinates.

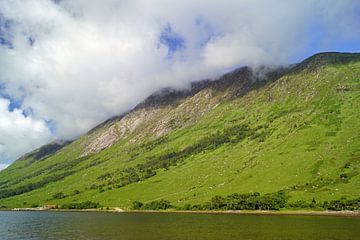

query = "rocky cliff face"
[
  {"left": 78, "top": 52, "right": 359, "bottom": 163},
  {"left": 80, "top": 66, "right": 283, "bottom": 156}
]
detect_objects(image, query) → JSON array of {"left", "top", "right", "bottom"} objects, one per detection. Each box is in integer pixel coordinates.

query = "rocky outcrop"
[{"left": 80, "top": 66, "right": 282, "bottom": 156}]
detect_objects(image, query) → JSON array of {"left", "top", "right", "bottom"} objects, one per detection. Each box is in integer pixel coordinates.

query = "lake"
[{"left": 0, "top": 211, "right": 359, "bottom": 240}]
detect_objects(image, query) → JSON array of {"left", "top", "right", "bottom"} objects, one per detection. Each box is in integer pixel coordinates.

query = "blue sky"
[{"left": 0, "top": 0, "right": 359, "bottom": 167}]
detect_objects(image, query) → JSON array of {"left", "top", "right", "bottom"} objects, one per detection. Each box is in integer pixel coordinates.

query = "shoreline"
[
  {"left": 128, "top": 210, "right": 360, "bottom": 217},
  {"left": 1, "top": 208, "right": 360, "bottom": 217}
]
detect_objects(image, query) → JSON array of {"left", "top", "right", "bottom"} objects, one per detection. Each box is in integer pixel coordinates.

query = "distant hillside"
[{"left": 0, "top": 52, "right": 359, "bottom": 210}]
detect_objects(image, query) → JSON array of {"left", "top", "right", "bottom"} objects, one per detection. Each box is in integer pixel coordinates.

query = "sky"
[{"left": 0, "top": 0, "right": 360, "bottom": 169}]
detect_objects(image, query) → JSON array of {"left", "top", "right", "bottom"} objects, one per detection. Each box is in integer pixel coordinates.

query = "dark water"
[{"left": 0, "top": 211, "right": 359, "bottom": 240}]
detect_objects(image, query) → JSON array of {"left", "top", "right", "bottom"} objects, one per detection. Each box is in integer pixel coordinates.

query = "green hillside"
[{"left": 0, "top": 52, "right": 359, "bottom": 210}]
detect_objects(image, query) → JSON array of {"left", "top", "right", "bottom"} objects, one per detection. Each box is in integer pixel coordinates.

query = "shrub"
[
  {"left": 30, "top": 203, "right": 39, "bottom": 208},
  {"left": 340, "top": 173, "right": 348, "bottom": 179},
  {"left": 208, "top": 191, "right": 287, "bottom": 210},
  {"left": 132, "top": 201, "right": 144, "bottom": 210},
  {"left": 53, "top": 192, "right": 66, "bottom": 199},
  {"left": 288, "top": 200, "right": 310, "bottom": 209},
  {"left": 131, "top": 199, "right": 172, "bottom": 210},
  {"left": 73, "top": 190, "right": 81, "bottom": 195},
  {"left": 182, "top": 204, "right": 192, "bottom": 210},
  {"left": 60, "top": 201, "right": 100, "bottom": 209},
  {"left": 324, "top": 197, "right": 360, "bottom": 211},
  {"left": 143, "top": 199, "right": 172, "bottom": 210},
  {"left": 309, "top": 197, "right": 317, "bottom": 208},
  {"left": 0, "top": 171, "right": 74, "bottom": 200}
]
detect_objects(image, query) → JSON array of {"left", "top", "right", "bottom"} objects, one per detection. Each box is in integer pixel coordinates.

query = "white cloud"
[
  {"left": 0, "top": 163, "right": 9, "bottom": 171},
  {"left": 0, "top": 0, "right": 359, "bottom": 163},
  {"left": 0, "top": 98, "right": 53, "bottom": 162}
]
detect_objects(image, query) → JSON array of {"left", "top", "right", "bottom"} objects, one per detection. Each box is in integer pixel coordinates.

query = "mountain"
[{"left": 0, "top": 52, "right": 359, "bottom": 209}]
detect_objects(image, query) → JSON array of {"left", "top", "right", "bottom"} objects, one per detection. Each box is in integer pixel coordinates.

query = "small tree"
[
  {"left": 132, "top": 201, "right": 144, "bottom": 210},
  {"left": 210, "top": 195, "right": 225, "bottom": 210},
  {"left": 310, "top": 197, "right": 317, "bottom": 208},
  {"left": 53, "top": 192, "right": 66, "bottom": 199}
]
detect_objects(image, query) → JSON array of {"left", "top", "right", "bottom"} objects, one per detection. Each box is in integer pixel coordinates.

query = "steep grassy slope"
[{"left": 0, "top": 52, "right": 359, "bottom": 209}]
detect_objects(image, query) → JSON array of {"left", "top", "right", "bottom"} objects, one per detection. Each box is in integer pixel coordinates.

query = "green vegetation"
[
  {"left": 208, "top": 191, "right": 287, "bottom": 210},
  {"left": 323, "top": 197, "right": 360, "bottom": 211},
  {"left": 132, "top": 199, "right": 172, "bottom": 210},
  {"left": 0, "top": 171, "right": 74, "bottom": 199},
  {"left": 130, "top": 194, "right": 360, "bottom": 211},
  {"left": 53, "top": 192, "right": 66, "bottom": 199},
  {"left": 59, "top": 201, "right": 101, "bottom": 209},
  {"left": 31, "top": 141, "right": 70, "bottom": 161},
  {"left": 0, "top": 52, "right": 359, "bottom": 211}
]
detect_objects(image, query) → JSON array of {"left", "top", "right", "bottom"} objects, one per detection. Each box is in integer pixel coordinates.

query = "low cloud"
[
  {"left": 0, "top": 163, "right": 9, "bottom": 171},
  {"left": 0, "top": 0, "right": 359, "bottom": 163},
  {"left": 0, "top": 98, "right": 53, "bottom": 162}
]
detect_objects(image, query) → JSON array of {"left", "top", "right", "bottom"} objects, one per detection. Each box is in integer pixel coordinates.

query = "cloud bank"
[
  {"left": 0, "top": 0, "right": 359, "bottom": 163},
  {"left": 0, "top": 98, "right": 53, "bottom": 162}
]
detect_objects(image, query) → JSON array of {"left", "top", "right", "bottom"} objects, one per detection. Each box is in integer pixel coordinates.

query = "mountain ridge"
[
  {"left": 20, "top": 51, "right": 359, "bottom": 158},
  {"left": 80, "top": 51, "right": 360, "bottom": 141},
  {"left": 0, "top": 51, "right": 359, "bottom": 210}
]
